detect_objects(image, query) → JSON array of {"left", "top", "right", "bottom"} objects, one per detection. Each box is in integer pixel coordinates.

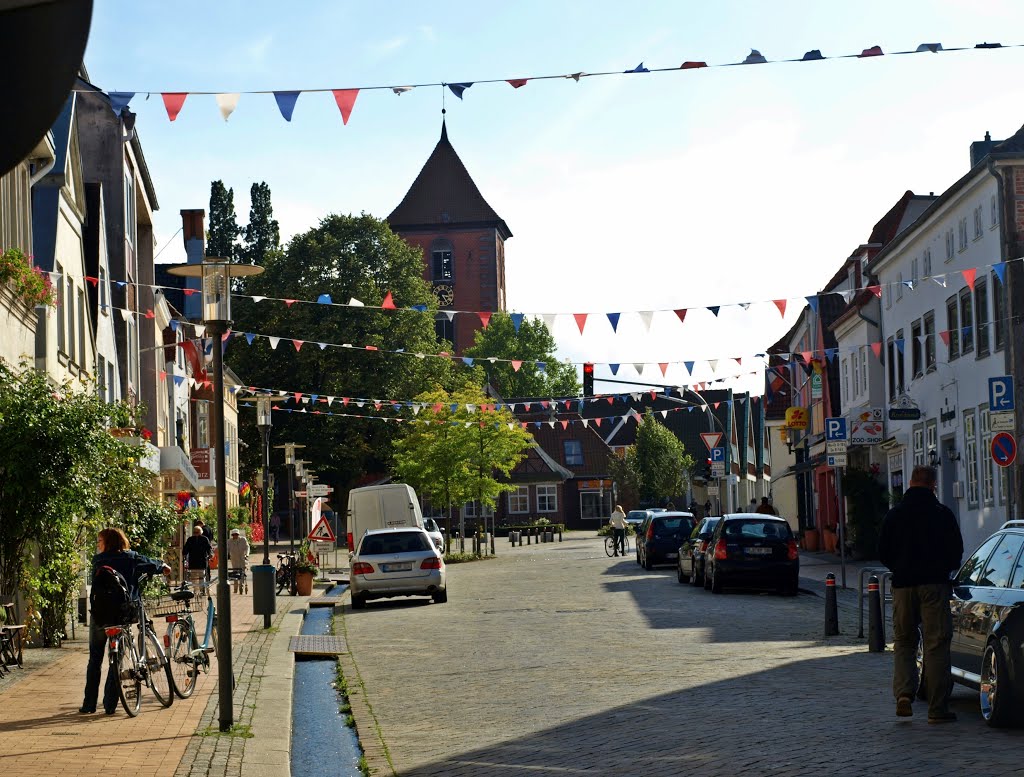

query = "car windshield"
[
  {"left": 423, "top": 518, "right": 439, "bottom": 532},
  {"left": 698, "top": 518, "right": 720, "bottom": 537},
  {"left": 652, "top": 517, "right": 695, "bottom": 537},
  {"left": 626, "top": 511, "right": 648, "bottom": 522},
  {"left": 360, "top": 532, "right": 430, "bottom": 555},
  {"left": 722, "top": 520, "right": 791, "bottom": 540}
]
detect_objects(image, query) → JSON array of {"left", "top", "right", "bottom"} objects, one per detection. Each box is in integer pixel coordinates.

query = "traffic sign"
[
  {"left": 992, "top": 432, "right": 1017, "bottom": 468},
  {"left": 710, "top": 447, "right": 725, "bottom": 463},
  {"left": 827, "top": 453, "right": 848, "bottom": 467},
  {"left": 307, "top": 483, "right": 333, "bottom": 497},
  {"left": 308, "top": 516, "right": 337, "bottom": 542},
  {"left": 989, "top": 376, "right": 1015, "bottom": 412},
  {"left": 826, "top": 441, "right": 848, "bottom": 454},
  {"left": 700, "top": 432, "right": 723, "bottom": 451},
  {"left": 710, "top": 463, "right": 725, "bottom": 478},
  {"left": 825, "top": 417, "right": 848, "bottom": 441},
  {"left": 991, "top": 412, "right": 1016, "bottom": 432},
  {"left": 294, "top": 491, "right": 307, "bottom": 498},
  {"left": 706, "top": 485, "right": 719, "bottom": 496}
]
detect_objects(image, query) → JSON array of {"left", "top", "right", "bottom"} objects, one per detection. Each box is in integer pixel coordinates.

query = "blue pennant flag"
[
  {"left": 116, "top": 281, "right": 127, "bottom": 288},
  {"left": 994, "top": 262, "right": 1007, "bottom": 285},
  {"left": 624, "top": 62, "right": 650, "bottom": 73},
  {"left": 274, "top": 91, "right": 301, "bottom": 121},
  {"left": 169, "top": 319, "right": 179, "bottom": 332},
  {"left": 448, "top": 82, "right": 473, "bottom": 99},
  {"left": 451, "top": 404, "right": 459, "bottom": 412},
  {"left": 411, "top": 304, "right": 427, "bottom": 312},
  {"left": 317, "top": 294, "right": 332, "bottom": 305},
  {"left": 894, "top": 339, "right": 905, "bottom": 354},
  {"left": 607, "top": 312, "right": 621, "bottom": 332},
  {"left": 684, "top": 361, "right": 695, "bottom": 374},
  {"left": 708, "top": 306, "right": 720, "bottom": 317},
  {"left": 245, "top": 333, "right": 255, "bottom": 345},
  {"left": 610, "top": 364, "right": 620, "bottom": 375},
  {"left": 173, "top": 375, "right": 185, "bottom": 386},
  {"left": 511, "top": 313, "right": 524, "bottom": 333},
  {"left": 536, "top": 362, "right": 546, "bottom": 372},
  {"left": 824, "top": 348, "right": 837, "bottom": 362},
  {"left": 109, "top": 92, "right": 135, "bottom": 116},
  {"left": 311, "top": 394, "right": 319, "bottom": 403},
  {"left": 806, "top": 295, "right": 819, "bottom": 314},
  {"left": 462, "top": 357, "right": 475, "bottom": 366}
]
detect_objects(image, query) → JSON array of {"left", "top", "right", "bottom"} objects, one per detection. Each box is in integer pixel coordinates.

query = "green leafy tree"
[
  {"left": 207, "top": 180, "right": 240, "bottom": 261},
  {"left": 241, "top": 181, "right": 280, "bottom": 267},
  {"left": 609, "top": 413, "right": 695, "bottom": 506},
  {"left": 393, "top": 384, "right": 532, "bottom": 539},
  {"left": 463, "top": 313, "right": 579, "bottom": 398},
  {"left": 228, "top": 213, "right": 454, "bottom": 493}
]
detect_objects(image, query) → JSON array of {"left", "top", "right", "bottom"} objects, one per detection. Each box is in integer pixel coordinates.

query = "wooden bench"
[{"left": 0, "top": 602, "right": 26, "bottom": 673}]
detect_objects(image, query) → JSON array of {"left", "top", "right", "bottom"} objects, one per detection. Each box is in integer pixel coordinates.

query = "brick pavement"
[{"left": 338, "top": 535, "right": 1022, "bottom": 777}]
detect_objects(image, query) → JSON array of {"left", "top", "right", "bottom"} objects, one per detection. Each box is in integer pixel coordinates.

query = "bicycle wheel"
[
  {"left": 116, "top": 636, "right": 142, "bottom": 717},
  {"left": 276, "top": 567, "right": 286, "bottom": 594},
  {"left": 604, "top": 536, "right": 615, "bottom": 557},
  {"left": 167, "top": 621, "right": 197, "bottom": 699},
  {"left": 144, "top": 629, "right": 173, "bottom": 708}
]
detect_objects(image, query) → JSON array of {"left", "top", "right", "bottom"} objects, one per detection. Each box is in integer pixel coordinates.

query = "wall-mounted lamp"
[
  {"left": 928, "top": 448, "right": 940, "bottom": 468},
  {"left": 946, "top": 446, "right": 960, "bottom": 463}
]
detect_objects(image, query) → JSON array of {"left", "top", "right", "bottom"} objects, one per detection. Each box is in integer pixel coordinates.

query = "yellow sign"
[{"left": 785, "top": 407, "right": 809, "bottom": 429}]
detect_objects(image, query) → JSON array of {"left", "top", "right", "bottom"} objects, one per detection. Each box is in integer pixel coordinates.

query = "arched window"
[{"left": 431, "top": 239, "right": 453, "bottom": 281}]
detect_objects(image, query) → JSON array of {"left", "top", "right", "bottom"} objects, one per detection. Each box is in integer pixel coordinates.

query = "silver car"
[
  {"left": 349, "top": 527, "right": 447, "bottom": 608},
  {"left": 423, "top": 517, "right": 446, "bottom": 554}
]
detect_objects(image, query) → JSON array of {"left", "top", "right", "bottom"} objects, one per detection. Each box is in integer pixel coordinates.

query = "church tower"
[{"left": 388, "top": 122, "right": 511, "bottom": 355}]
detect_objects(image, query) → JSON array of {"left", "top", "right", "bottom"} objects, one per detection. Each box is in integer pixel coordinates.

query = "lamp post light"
[
  {"left": 274, "top": 443, "right": 305, "bottom": 554},
  {"left": 167, "top": 256, "right": 263, "bottom": 732}
]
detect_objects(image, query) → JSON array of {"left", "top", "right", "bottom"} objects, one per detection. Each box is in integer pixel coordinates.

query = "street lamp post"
[
  {"left": 167, "top": 256, "right": 263, "bottom": 732},
  {"left": 254, "top": 396, "right": 284, "bottom": 628},
  {"left": 274, "top": 443, "right": 305, "bottom": 554}
]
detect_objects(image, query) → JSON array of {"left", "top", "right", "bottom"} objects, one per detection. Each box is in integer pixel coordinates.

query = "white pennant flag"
[
  {"left": 355, "top": 400, "right": 365, "bottom": 408},
  {"left": 638, "top": 310, "right": 654, "bottom": 332},
  {"left": 442, "top": 310, "right": 456, "bottom": 322},
  {"left": 412, "top": 405, "right": 421, "bottom": 415},
  {"left": 349, "top": 297, "right": 365, "bottom": 307},
  {"left": 542, "top": 313, "right": 557, "bottom": 332},
  {"left": 216, "top": 93, "right": 240, "bottom": 121},
  {"left": 932, "top": 275, "right": 947, "bottom": 288},
  {"left": 660, "top": 410, "right": 668, "bottom": 418},
  {"left": 119, "top": 308, "right": 132, "bottom": 322},
  {"left": 268, "top": 336, "right": 280, "bottom": 350},
  {"left": 508, "top": 423, "right": 515, "bottom": 430},
  {"left": 318, "top": 342, "right": 327, "bottom": 350},
  {"left": 581, "top": 419, "right": 589, "bottom": 428},
  {"left": 465, "top": 421, "right": 473, "bottom": 428},
  {"left": 277, "top": 390, "right": 287, "bottom": 396},
  {"left": 193, "top": 324, "right": 206, "bottom": 337},
  {"left": 547, "top": 421, "right": 555, "bottom": 428},
  {"left": 839, "top": 290, "right": 856, "bottom": 304},
  {"left": 708, "top": 359, "right": 719, "bottom": 372},
  {"left": 466, "top": 404, "right": 476, "bottom": 413},
  {"left": 634, "top": 363, "right": 645, "bottom": 376},
  {"left": 251, "top": 295, "right": 265, "bottom": 303},
  {"left": 415, "top": 352, "right": 425, "bottom": 359},
  {"left": 326, "top": 396, "right": 335, "bottom": 406}
]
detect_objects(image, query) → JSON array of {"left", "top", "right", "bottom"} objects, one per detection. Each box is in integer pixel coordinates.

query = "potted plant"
[{"left": 294, "top": 540, "right": 319, "bottom": 595}]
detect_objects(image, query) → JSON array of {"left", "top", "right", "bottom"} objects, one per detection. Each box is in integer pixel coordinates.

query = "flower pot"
[
  {"left": 295, "top": 570, "right": 314, "bottom": 596},
  {"left": 109, "top": 427, "right": 135, "bottom": 438},
  {"left": 822, "top": 529, "right": 838, "bottom": 553},
  {"left": 802, "top": 529, "right": 820, "bottom": 552}
]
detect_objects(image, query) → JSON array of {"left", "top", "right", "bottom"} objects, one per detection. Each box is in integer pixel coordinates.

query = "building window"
[
  {"left": 911, "top": 319, "right": 922, "bottom": 378},
  {"left": 889, "top": 452, "right": 905, "bottom": 503},
  {"left": 945, "top": 229, "right": 955, "bottom": 261},
  {"left": 434, "top": 314, "right": 455, "bottom": 348},
  {"left": 923, "top": 311, "right": 936, "bottom": 372},
  {"left": 946, "top": 295, "right": 960, "bottom": 359},
  {"left": 67, "top": 274, "right": 75, "bottom": 363},
  {"left": 508, "top": 487, "right": 529, "bottom": 514},
  {"left": 959, "top": 287, "right": 974, "bottom": 354},
  {"left": 923, "top": 248, "right": 932, "bottom": 277},
  {"left": 860, "top": 347, "right": 867, "bottom": 393},
  {"left": 975, "top": 279, "right": 990, "bottom": 356},
  {"left": 926, "top": 420, "right": 937, "bottom": 467},
  {"left": 895, "top": 329, "right": 905, "bottom": 394},
  {"left": 974, "top": 206, "right": 983, "bottom": 239},
  {"left": 431, "top": 242, "right": 453, "bottom": 280},
  {"left": 885, "top": 339, "right": 896, "bottom": 402},
  {"left": 536, "top": 484, "right": 558, "bottom": 513},
  {"left": 563, "top": 439, "right": 584, "bottom": 466},
  {"left": 107, "top": 361, "right": 115, "bottom": 403},
  {"left": 78, "top": 288, "right": 86, "bottom": 368},
  {"left": 97, "top": 354, "right": 107, "bottom": 398},
  {"left": 841, "top": 358, "right": 849, "bottom": 404},
  {"left": 964, "top": 410, "right": 978, "bottom": 508},
  {"left": 99, "top": 266, "right": 108, "bottom": 313},
  {"left": 980, "top": 407, "right": 994, "bottom": 506},
  {"left": 911, "top": 258, "right": 919, "bottom": 287},
  {"left": 958, "top": 217, "right": 968, "bottom": 251},
  {"left": 993, "top": 271, "right": 1006, "bottom": 351},
  {"left": 896, "top": 272, "right": 904, "bottom": 300},
  {"left": 56, "top": 262, "right": 65, "bottom": 353},
  {"left": 196, "top": 400, "right": 210, "bottom": 448},
  {"left": 913, "top": 425, "right": 924, "bottom": 466},
  {"left": 463, "top": 501, "right": 494, "bottom": 519},
  {"left": 124, "top": 171, "right": 137, "bottom": 257},
  {"left": 885, "top": 282, "right": 892, "bottom": 310},
  {"left": 991, "top": 194, "right": 999, "bottom": 227}
]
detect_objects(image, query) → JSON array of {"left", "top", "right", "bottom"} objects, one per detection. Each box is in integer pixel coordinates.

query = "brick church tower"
[{"left": 388, "top": 121, "right": 511, "bottom": 354}]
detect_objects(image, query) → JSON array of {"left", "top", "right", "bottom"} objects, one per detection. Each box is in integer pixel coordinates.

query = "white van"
[{"left": 346, "top": 484, "right": 425, "bottom": 551}]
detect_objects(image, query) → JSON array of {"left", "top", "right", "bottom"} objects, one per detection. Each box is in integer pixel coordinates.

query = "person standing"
[
  {"left": 183, "top": 525, "right": 213, "bottom": 595},
  {"left": 756, "top": 497, "right": 777, "bottom": 515},
  {"left": 270, "top": 513, "right": 281, "bottom": 543},
  {"left": 878, "top": 464, "right": 963, "bottom": 724},
  {"left": 227, "top": 528, "right": 250, "bottom": 593},
  {"left": 81, "top": 528, "right": 170, "bottom": 715},
  {"left": 609, "top": 505, "right": 628, "bottom": 557}
]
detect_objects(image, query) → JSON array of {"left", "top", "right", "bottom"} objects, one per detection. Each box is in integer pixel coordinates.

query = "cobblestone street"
[{"left": 339, "top": 536, "right": 1022, "bottom": 777}]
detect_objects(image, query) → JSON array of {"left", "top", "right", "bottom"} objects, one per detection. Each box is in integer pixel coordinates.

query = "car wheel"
[
  {"left": 981, "top": 640, "right": 1013, "bottom": 727},
  {"left": 703, "top": 565, "right": 711, "bottom": 591},
  {"left": 432, "top": 589, "right": 448, "bottom": 604},
  {"left": 710, "top": 568, "right": 723, "bottom": 594},
  {"left": 690, "top": 561, "right": 702, "bottom": 587},
  {"left": 643, "top": 555, "right": 653, "bottom": 571},
  {"left": 350, "top": 594, "right": 367, "bottom": 610}
]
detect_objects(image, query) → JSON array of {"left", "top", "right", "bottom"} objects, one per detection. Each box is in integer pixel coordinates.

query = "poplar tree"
[
  {"left": 242, "top": 181, "right": 280, "bottom": 266},
  {"left": 207, "top": 180, "right": 240, "bottom": 260}
]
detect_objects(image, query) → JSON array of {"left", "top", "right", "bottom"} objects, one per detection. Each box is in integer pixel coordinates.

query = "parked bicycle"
[
  {"left": 276, "top": 553, "right": 298, "bottom": 596},
  {"left": 104, "top": 573, "right": 174, "bottom": 717},
  {"left": 162, "top": 579, "right": 217, "bottom": 699},
  {"left": 604, "top": 533, "right": 630, "bottom": 557}
]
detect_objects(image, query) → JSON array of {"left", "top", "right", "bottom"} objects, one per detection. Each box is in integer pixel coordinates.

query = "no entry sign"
[{"left": 991, "top": 432, "right": 1017, "bottom": 468}]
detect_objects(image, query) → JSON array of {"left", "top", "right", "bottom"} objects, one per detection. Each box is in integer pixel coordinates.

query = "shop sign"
[
  {"left": 785, "top": 407, "right": 809, "bottom": 429},
  {"left": 849, "top": 408, "right": 884, "bottom": 444},
  {"left": 190, "top": 448, "right": 211, "bottom": 480}
]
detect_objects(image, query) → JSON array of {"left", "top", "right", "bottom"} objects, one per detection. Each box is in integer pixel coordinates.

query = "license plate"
[
  {"left": 666, "top": 553, "right": 677, "bottom": 559},
  {"left": 745, "top": 547, "right": 772, "bottom": 556},
  {"left": 381, "top": 563, "right": 412, "bottom": 572}
]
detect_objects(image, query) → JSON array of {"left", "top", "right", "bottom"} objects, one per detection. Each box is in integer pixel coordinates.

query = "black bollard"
[
  {"left": 868, "top": 575, "right": 885, "bottom": 652},
  {"left": 824, "top": 573, "right": 839, "bottom": 637}
]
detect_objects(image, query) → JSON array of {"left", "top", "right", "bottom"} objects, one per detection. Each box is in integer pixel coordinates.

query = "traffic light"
[
  {"left": 582, "top": 362, "right": 594, "bottom": 396},
  {"left": 704, "top": 458, "right": 713, "bottom": 481}
]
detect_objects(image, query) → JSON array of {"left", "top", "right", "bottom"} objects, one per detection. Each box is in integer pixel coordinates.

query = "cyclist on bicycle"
[
  {"left": 81, "top": 527, "right": 170, "bottom": 715},
  {"left": 609, "top": 505, "right": 628, "bottom": 557}
]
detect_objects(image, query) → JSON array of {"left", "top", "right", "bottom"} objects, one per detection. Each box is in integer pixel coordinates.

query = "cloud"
[{"left": 367, "top": 36, "right": 408, "bottom": 58}]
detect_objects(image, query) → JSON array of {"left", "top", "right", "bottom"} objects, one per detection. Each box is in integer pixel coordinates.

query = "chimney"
[
  {"left": 180, "top": 208, "right": 206, "bottom": 321},
  {"left": 970, "top": 130, "right": 1002, "bottom": 168}
]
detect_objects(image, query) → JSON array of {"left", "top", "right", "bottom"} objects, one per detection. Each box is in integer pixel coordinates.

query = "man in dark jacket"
[
  {"left": 183, "top": 525, "right": 213, "bottom": 594},
  {"left": 878, "top": 464, "right": 963, "bottom": 724}
]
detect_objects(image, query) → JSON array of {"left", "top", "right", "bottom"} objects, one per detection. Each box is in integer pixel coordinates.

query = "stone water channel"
[{"left": 291, "top": 584, "right": 363, "bottom": 777}]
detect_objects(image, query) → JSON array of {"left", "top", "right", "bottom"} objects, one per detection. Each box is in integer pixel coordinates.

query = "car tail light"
[
  {"left": 420, "top": 557, "right": 443, "bottom": 570},
  {"left": 714, "top": 539, "right": 727, "bottom": 560},
  {"left": 165, "top": 614, "right": 178, "bottom": 623},
  {"left": 347, "top": 532, "right": 354, "bottom": 552},
  {"left": 646, "top": 524, "right": 654, "bottom": 541},
  {"left": 351, "top": 562, "right": 374, "bottom": 575},
  {"left": 787, "top": 539, "right": 799, "bottom": 560}
]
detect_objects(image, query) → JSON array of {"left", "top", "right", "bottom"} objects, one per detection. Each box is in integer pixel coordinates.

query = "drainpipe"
[{"left": 28, "top": 151, "right": 57, "bottom": 186}]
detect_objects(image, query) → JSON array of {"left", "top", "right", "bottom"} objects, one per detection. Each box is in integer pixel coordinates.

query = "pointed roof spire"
[{"left": 388, "top": 122, "right": 511, "bottom": 239}]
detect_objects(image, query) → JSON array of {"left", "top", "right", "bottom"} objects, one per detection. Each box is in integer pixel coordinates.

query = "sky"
[{"left": 82, "top": 0, "right": 1024, "bottom": 396}]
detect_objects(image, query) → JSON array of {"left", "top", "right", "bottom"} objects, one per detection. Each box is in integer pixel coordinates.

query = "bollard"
[
  {"left": 868, "top": 575, "right": 885, "bottom": 652},
  {"left": 824, "top": 573, "right": 839, "bottom": 637},
  {"left": 518, "top": 531, "right": 523, "bottom": 547},
  {"left": 527, "top": 530, "right": 532, "bottom": 545}
]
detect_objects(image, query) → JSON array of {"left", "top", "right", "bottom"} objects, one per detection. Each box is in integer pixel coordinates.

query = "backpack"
[{"left": 90, "top": 564, "right": 135, "bottom": 627}]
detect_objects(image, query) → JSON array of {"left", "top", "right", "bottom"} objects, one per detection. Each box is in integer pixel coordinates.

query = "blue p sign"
[
  {"left": 711, "top": 447, "right": 725, "bottom": 462},
  {"left": 825, "top": 417, "right": 847, "bottom": 441},
  {"left": 989, "top": 376, "right": 1014, "bottom": 412}
]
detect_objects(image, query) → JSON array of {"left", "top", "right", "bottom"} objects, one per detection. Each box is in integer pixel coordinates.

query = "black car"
[
  {"left": 941, "top": 520, "right": 1024, "bottom": 726},
  {"left": 637, "top": 512, "right": 696, "bottom": 570},
  {"left": 702, "top": 513, "right": 798, "bottom": 595},
  {"left": 677, "top": 517, "right": 720, "bottom": 586}
]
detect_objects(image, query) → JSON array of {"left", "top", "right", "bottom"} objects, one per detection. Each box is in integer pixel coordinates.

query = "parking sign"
[
  {"left": 989, "top": 376, "right": 1015, "bottom": 412},
  {"left": 825, "top": 417, "right": 848, "bottom": 441}
]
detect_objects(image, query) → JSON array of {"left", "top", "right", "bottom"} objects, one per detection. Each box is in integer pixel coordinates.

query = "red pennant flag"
[
  {"left": 159, "top": 370, "right": 167, "bottom": 381},
  {"left": 606, "top": 396, "right": 614, "bottom": 405},
  {"left": 506, "top": 78, "right": 528, "bottom": 88},
  {"left": 293, "top": 393, "right": 302, "bottom": 402},
  {"left": 374, "top": 401, "right": 382, "bottom": 410},
  {"left": 800, "top": 351, "right": 813, "bottom": 364},
  {"left": 183, "top": 288, "right": 197, "bottom": 296},
  {"left": 284, "top": 299, "right": 297, "bottom": 307},
  {"left": 870, "top": 342, "right": 883, "bottom": 360},
  {"left": 939, "top": 330, "right": 951, "bottom": 346},
  {"left": 573, "top": 313, "right": 588, "bottom": 334},
  {"left": 659, "top": 363, "right": 668, "bottom": 377},
  {"left": 331, "top": 89, "right": 359, "bottom": 125},
  {"left": 292, "top": 340, "right": 304, "bottom": 351},
  {"left": 773, "top": 299, "right": 787, "bottom": 317},
  {"left": 674, "top": 309, "right": 687, "bottom": 325},
  {"left": 867, "top": 286, "right": 882, "bottom": 298},
  {"left": 736, "top": 357, "right": 743, "bottom": 366},
  {"left": 595, "top": 418, "right": 602, "bottom": 427},
  {"left": 962, "top": 268, "right": 977, "bottom": 291},
  {"left": 560, "top": 420, "right": 568, "bottom": 430},
  {"left": 85, "top": 275, "right": 98, "bottom": 286},
  {"left": 366, "top": 345, "right": 379, "bottom": 351},
  {"left": 438, "top": 350, "right": 449, "bottom": 357},
  {"left": 144, "top": 309, "right": 155, "bottom": 319},
  {"left": 478, "top": 312, "right": 492, "bottom": 328},
  {"left": 650, "top": 391, "right": 657, "bottom": 400},
  {"left": 511, "top": 360, "right": 523, "bottom": 372},
  {"left": 714, "top": 402, "right": 721, "bottom": 410},
  {"left": 541, "top": 401, "right": 550, "bottom": 409},
  {"left": 161, "top": 93, "right": 188, "bottom": 121},
  {"left": 521, "top": 422, "right": 528, "bottom": 429},
  {"left": 343, "top": 397, "right": 350, "bottom": 406},
  {"left": 381, "top": 291, "right": 396, "bottom": 310}
]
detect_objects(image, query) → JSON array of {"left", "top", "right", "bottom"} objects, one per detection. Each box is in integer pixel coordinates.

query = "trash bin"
[{"left": 251, "top": 565, "right": 276, "bottom": 616}]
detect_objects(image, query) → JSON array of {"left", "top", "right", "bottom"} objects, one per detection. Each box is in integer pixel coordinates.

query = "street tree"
[
  {"left": 228, "top": 213, "right": 453, "bottom": 494},
  {"left": 207, "top": 180, "right": 240, "bottom": 260},
  {"left": 393, "top": 384, "right": 532, "bottom": 544},
  {"left": 463, "top": 313, "right": 579, "bottom": 398},
  {"left": 608, "top": 413, "right": 695, "bottom": 506},
  {"left": 241, "top": 181, "right": 280, "bottom": 266}
]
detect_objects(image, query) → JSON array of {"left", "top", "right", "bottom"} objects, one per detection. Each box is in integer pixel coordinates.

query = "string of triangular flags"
[{"left": 76, "top": 40, "right": 1018, "bottom": 124}]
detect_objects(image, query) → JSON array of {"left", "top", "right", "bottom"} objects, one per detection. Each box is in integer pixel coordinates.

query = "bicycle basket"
[{"left": 146, "top": 590, "right": 200, "bottom": 616}]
